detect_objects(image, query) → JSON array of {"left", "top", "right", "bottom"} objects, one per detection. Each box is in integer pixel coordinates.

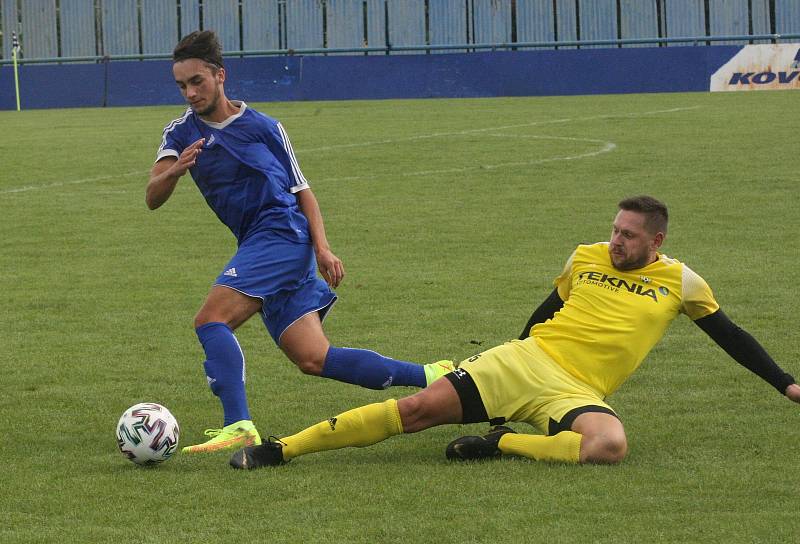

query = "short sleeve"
[
  {"left": 553, "top": 248, "right": 578, "bottom": 301},
  {"left": 681, "top": 264, "right": 720, "bottom": 320},
  {"left": 275, "top": 122, "right": 310, "bottom": 193},
  {"left": 155, "top": 111, "right": 191, "bottom": 163}
]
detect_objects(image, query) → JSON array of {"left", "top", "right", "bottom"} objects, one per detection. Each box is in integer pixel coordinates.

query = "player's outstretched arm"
[
  {"left": 295, "top": 188, "right": 344, "bottom": 287},
  {"left": 145, "top": 138, "right": 204, "bottom": 210},
  {"left": 694, "top": 309, "right": 796, "bottom": 397},
  {"left": 519, "top": 288, "right": 565, "bottom": 340}
]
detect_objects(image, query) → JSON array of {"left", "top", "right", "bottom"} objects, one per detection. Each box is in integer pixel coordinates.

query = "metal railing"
[{"left": 2, "top": 33, "right": 799, "bottom": 67}]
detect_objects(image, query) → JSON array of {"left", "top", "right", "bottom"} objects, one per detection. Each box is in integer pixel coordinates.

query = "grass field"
[{"left": 1, "top": 90, "right": 798, "bottom": 543}]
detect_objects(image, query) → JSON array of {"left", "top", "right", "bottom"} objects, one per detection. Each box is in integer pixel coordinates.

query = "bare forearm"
[
  {"left": 296, "top": 188, "right": 344, "bottom": 287},
  {"left": 146, "top": 167, "right": 181, "bottom": 209},
  {"left": 297, "top": 189, "right": 330, "bottom": 251},
  {"left": 146, "top": 138, "right": 204, "bottom": 210}
]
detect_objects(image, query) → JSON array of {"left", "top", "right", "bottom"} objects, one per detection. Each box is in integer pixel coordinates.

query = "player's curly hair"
[
  {"left": 173, "top": 30, "right": 224, "bottom": 70},
  {"left": 618, "top": 195, "right": 668, "bottom": 235}
]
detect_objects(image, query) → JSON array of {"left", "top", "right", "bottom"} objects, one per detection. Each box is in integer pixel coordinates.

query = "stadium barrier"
[{"left": 1, "top": 41, "right": 798, "bottom": 110}]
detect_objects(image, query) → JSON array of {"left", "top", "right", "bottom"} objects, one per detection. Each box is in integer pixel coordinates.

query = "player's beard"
[
  {"left": 193, "top": 86, "right": 222, "bottom": 117},
  {"left": 610, "top": 247, "right": 651, "bottom": 271}
]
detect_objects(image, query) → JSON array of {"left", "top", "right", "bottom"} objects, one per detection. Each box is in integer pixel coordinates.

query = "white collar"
[{"left": 199, "top": 100, "right": 248, "bottom": 129}]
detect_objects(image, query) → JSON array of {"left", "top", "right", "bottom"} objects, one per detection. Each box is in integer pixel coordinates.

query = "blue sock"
[
  {"left": 196, "top": 322, "right": 250, "bottom": 426},
  {"left": 321, "top": 346, "right": 426, "bottom": 389}
]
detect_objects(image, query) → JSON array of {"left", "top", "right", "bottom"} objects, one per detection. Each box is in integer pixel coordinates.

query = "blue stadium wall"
[{"left": 0, "top": 45, "right": 740, "bottom": 110}]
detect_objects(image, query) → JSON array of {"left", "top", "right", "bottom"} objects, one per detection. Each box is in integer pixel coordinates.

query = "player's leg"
[
  {"left": 259, "top": 231, "right": 454, "bottom": 387},
  {"left": 446, "top": 340, "right": 606, "bottom": 464},
  {"left": 277, "top": 304, "right": 453, "bottom": 389},
  {"left": 229, "top": 374, "right": 463, "bottom": 469},
  {"left": 183, "top": 285, "right": 263, "bottom": 454},
  {"left": 491, "top": 406, "right": 625, "bottom": 464},
  {"left": 570, "top": 411, "right": 627, "bottom": 464},
  {"left": 502, "top": 351, "right": 627, "bottom": 464}
]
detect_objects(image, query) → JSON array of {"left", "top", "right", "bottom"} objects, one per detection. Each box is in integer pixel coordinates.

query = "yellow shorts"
[{"left": 457, "top": 338, "right": 616, "bottom": 435}]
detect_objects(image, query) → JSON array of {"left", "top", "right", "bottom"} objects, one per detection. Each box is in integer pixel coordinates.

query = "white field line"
[
  {"left": 300, "top": 105, "right": 700, "bottom": 153},
  {"left": 320, "top": 134, "right": 617, "bottom": 182},
  {"left": 0, "top": 170, "right": 146, "bottom": 195},
  {"left": 0, "top": 105, "right": 699, "bottom": 195}
]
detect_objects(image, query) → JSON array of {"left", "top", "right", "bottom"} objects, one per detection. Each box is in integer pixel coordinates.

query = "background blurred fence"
[{"left": 1, "top": 0, "right": 799, "bottom": 62}]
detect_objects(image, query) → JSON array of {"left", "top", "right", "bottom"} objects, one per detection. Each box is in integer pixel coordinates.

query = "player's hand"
[
  {"left": 170, "top": 138, "right": 205, "bottom": 177},
  {"left": 316, "top": 248, "right": 344, "bottom": 288},
  {"left": 785, "top": 383, "right": 800, "bottom": 404}
]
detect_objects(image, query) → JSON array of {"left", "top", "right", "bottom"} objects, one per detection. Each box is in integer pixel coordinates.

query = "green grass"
[{"left": 1, "top": 90, "right": 799, "bottom": 543}]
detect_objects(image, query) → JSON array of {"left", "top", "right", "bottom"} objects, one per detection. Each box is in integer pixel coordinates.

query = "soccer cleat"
[
  {"left": 445, "top": 425, "right": 516, "bottom": 461},
  {"left": 229, "top": 437, "right": 287, "bottom": 470},
  {"left": 181, "top": 420, "right": 261, "bottom": 454},
  {"left": 423, "top": 360, "right": 456, "bottom": 386}
]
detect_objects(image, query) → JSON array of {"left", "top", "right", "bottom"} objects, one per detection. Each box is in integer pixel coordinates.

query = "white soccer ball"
[{"left": 116, "top": 402, "right": 180, "bottom": 466}]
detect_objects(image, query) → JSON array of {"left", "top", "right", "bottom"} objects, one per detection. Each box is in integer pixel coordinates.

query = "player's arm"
[
  {"left": 295, "top": 188, "right": 344, "bottom": 288},
  {"left": 519, "top": 288, "right": 564, "bottom": 340},
  {"left": 145, "top": 138, "right": 204, "bottom": 210},
  {"left": 694, "top": 310, "right": 800, "bottom": 402}
]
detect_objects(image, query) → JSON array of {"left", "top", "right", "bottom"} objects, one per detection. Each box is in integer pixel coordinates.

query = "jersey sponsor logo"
[{"left": 577, "top": 270, "right": 664, "bottom": 302}]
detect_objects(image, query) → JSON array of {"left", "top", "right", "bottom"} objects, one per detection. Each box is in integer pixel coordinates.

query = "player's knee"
[
  {"left": 281, "top": 334, "right": 329, "bottom": 376},
  {"left": 193, "top": 312, "right": 210, "bottom": 329},
  {"left": 397, "top": 395, "right": 429, "bottom": 433},
  {"left": 398, "top": 396, "right": 423, "bottom": 432},
  {"left": 193, "top": 308, "right": 228, "bottom": 329},
  {"left": 293, "top": 357, "right": 324, "bottom": 376},
  {"left": 581, "top": 433, "right": 628, "bottom": 464},
  {"left": 286, "top": 343, "right": 327, "bottom": 375},
  {"left": 285, "top": 344, "right": 326, "bottom": 375}
]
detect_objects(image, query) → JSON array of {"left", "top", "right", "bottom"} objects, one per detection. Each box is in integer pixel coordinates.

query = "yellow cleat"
[
  {"left": 181, "top": 420, "right": 261, "bottom": 454},
  {"left": 423, "top": 360, "right": 456, "bottom": 387}
]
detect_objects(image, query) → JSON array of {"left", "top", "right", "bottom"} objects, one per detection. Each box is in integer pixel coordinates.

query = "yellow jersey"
[{"left": 531, "top": 242, "right": 719, "bottom": 397}]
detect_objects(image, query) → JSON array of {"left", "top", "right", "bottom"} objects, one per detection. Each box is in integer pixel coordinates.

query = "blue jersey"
[{"left": 156, "top": 102, "right": 310, "bottom": 243}]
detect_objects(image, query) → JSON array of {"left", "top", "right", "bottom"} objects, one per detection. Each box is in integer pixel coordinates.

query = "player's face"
[
  {"left": 173, "top": 59, "right": 225, "bottom": 118},
  {"left": 608, "top": 210, "right": 663, "bottom": 271}
]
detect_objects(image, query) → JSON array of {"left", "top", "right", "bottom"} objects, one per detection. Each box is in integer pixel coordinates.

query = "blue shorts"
[{"left": 213, "top": 229, "right": 337, "bottom": 344}]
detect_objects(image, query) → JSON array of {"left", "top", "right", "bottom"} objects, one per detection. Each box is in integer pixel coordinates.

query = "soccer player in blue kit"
[{"left": 146, "top": 31, "right": 453, "bottom": 454}]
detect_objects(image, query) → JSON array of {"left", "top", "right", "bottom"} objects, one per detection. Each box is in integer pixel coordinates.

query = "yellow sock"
[
  {"left": 282, "top": 399, "right": 403, "bottom": 460},
  {"left": 498, "top": 431, "right": 582, "bottom": 463}
]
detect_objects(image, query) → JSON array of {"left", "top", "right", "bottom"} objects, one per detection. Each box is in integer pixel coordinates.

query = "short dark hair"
[
  {"left": 173, "top": 30, "right": 224, "bottom": 69},
  {"left": 618, "top": 195, "right": 668, "bottom": 235}
]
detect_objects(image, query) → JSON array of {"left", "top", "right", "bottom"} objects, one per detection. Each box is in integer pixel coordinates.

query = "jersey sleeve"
[
  {"left": 273, "top": 122, "right": 310, "bottom": 193},
  {"left": 680, "top": 264, "right": 720, "bottom": 320},
  {"left": 553, "top": 248, "right": 578, "bottom": 301},
  {"left": 155, "top": 111, "right": 191, "bottom": 163}
]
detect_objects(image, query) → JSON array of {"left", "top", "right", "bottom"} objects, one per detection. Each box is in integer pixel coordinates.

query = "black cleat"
[
  {"left": 229, "top": 437, "right": 288, "bottom": 470},
  {"left": 445, "top": 425, "right": 516, "bottom": 461}
]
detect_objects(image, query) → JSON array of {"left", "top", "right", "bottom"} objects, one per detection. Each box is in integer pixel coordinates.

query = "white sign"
[{"left": 710, "top": 44, "right": 800, "bottom": 92}]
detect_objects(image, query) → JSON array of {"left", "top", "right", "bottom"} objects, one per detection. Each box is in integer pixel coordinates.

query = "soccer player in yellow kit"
[{"left": 230, "top": 196, "right": 800, "bottom": 469}]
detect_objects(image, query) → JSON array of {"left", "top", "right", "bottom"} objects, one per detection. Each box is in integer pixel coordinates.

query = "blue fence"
[
  {"left": 0, "top": 44, "right": 746, "bottom": 110},
  {"left": 2, "top": 0, "right": 799, "bottom": 61}
]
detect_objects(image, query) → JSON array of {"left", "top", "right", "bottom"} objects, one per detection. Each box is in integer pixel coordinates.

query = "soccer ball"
[{"left": 116, "top": 403, "right": 180, "bottom": 466}]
